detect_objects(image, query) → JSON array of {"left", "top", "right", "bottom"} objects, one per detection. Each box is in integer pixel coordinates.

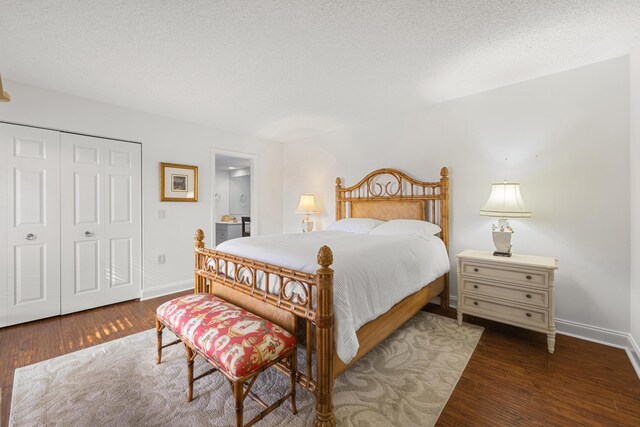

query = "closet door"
[
  {"left": 1, "top": 123, "right": 61, "bottom": 325},
  {"left": 60, "top": 134, "right": 106, "bottom": 313},
  {"left": 60, "top": 133, "right": 141, "bottom": 314},
  {"left": 102, "top": 137, "right": 141, "bottom": 306}
]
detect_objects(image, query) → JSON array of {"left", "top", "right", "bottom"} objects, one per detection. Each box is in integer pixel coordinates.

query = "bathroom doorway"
[{"left": 212, "top": 151, "right": 255, "bottom": 247}]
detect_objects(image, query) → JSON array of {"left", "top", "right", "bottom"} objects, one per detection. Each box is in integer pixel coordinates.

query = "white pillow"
[
  {"left": 369, "top": 219, "right": 441, "bottom": 239},
  {"left": 326, "top": 218, "right": 385, "bottom": 234}
]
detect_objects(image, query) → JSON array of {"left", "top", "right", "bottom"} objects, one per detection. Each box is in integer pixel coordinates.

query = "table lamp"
[
  {"left": 296, "top": 194, "right": 319, "bottom": 232},
  {"left": 479, "top": 181, "right": 531, "bottom": 257}
]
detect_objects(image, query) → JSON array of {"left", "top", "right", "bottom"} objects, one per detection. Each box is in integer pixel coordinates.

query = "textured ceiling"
[{"left": 1, "top": 1, "right": 639, "bottom": 142}]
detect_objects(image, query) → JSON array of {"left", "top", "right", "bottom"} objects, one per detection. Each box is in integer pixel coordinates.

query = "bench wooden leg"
[
  {"left": 156, "top": 317, "right": 163, "bottom": 364},
  {"left": 155, "top": 318, "right": 182, "bottom": 365},
  {"left": 186, "top": 345, "right": 195, "bottom": 402},
  {"left": 233, "top": 380, "right": 244, "bottom": 427}
]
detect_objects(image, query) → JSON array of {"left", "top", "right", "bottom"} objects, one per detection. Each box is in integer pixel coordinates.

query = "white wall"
[
  {"left": 0, "top": 81, "right": 282, "bottom": 298},
  {"left": 630, "top": 47, "right": 640, "bottom": 365},
  {"left": 283, "top": 57, "right": 630, "bottom": 336}
]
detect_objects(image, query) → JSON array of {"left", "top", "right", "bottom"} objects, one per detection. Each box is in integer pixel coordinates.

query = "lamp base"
[
  {"left": 493, "top": 250, "right": 512, "bottom": 257},
  {"left": 301, "top": 214, "right": 314, "bottom": 233},
  {"left": 492, "top": 230, "right": 513, "bottom": 257}
]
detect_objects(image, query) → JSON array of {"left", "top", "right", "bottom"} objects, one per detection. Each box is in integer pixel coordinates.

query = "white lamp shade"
[
  {"left": 295, "top": 194, "right": 319, "bottom": 213},
  {"left": 479, "top": 182, "right": 531, "bottom": 218}
]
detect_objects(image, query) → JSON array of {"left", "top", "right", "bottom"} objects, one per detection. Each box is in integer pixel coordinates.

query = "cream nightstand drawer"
[
  {"left": 460, "top": 261, "right": 548, "bottom": 288},
  {"left": 460, "top": 295, "right": 549, "bottom": 329},
  {"left": 461, "top": 278, "right": 549, "bottom": 308}
]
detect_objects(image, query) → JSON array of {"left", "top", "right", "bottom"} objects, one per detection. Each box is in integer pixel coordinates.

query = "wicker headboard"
[{"left": 335, "top": 167, "right": 449, "bottom": 250}]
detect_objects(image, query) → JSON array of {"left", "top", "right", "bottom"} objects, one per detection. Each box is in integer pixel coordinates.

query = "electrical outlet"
[
  {"left": 157, "top": 254, "right": 166, "bottom": 264},
  {"left": 158, "top": 209, "right": 166, "bottom": 219}
]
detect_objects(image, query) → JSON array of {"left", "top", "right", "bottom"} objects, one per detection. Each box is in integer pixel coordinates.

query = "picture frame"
[{"left": 160, "top": 162, "right": 198, "bottom": 202}]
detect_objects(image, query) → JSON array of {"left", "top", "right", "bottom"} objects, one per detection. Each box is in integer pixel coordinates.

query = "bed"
[{"left": 193, "top": 167, "right": 450, "bottom": 426}]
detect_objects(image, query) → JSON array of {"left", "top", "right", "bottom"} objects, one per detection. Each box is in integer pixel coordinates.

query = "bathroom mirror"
[{"left": 229, "top": 175, "right": 250, "bottom": 215}]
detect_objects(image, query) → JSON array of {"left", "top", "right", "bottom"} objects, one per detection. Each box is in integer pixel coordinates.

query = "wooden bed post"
[
  {"left": 315, "top": 245, "right": 336, "bottom": 427},
  {"left": 194, "top": 229, "right": 205, "bottom": 293},
  {"left": 440, "top": 167, "right": 450, "bottom": 309}
]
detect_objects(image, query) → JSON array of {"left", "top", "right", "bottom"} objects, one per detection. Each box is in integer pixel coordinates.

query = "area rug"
[{"left": 10, "top": 312, "right": 482, "bottom": 426}]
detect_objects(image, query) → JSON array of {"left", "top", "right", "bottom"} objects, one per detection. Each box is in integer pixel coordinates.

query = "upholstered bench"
[{"left": 155, "top": 293, "right": 298, "bottom": 427}]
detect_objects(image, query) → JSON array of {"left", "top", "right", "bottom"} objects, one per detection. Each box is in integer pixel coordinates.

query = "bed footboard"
[{"left": 194, "top": 229, "right": 336, "bottom": 426}]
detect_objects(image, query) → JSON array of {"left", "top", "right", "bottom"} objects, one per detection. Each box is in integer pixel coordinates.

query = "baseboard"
[
  {"left": 554, "top": 318, "right": 631, "bottom": 349},
  {"left": 627, "top": 334, "right": 640, "bottom": 378},
  {"left": 141, "top": 280, "right": 192, "bottom": 300}
]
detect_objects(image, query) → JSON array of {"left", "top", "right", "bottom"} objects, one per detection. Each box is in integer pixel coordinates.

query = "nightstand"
[{"left": 456, "top": 249, "right": 559, "bottom": 353}]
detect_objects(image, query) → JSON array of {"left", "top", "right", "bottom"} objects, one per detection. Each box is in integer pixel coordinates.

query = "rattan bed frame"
[{"left": 193, "top": 167, "right": 449, "bottom": 426}]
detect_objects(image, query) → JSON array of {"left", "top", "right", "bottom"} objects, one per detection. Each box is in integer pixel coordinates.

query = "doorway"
[{"left": 212, "top": 151, "right": 256, "bottom": 247}]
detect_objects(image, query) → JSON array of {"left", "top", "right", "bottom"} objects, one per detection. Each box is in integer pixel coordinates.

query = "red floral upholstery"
[{"left": 157, "top": 294, "right": 296, "bottom": 378}]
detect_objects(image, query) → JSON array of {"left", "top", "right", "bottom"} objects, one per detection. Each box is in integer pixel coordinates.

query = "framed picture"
[{"left": 160, "top": 162, "right": 198, "bottom": 202}]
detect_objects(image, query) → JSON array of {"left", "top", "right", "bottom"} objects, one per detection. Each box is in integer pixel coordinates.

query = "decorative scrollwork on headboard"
[{"left": 335, "top": 167, "right": 449, "bottom": 250}]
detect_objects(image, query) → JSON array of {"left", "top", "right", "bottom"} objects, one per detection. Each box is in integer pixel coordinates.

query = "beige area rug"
[{"left": 10, "top": 312, "right": 482, "bottom": 427}]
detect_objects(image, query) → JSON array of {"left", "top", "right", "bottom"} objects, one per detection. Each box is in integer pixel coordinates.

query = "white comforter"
[{"left": 216, "top": 231, "right": 450, "bottom": 364}]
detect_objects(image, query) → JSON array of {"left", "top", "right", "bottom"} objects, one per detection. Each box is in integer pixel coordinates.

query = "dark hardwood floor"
[
  {"left": 1, "top": 293, "right": 639, "bottom": 426},
  {"left": 429, "top": 305, "right": 640, "bottom": 426}
]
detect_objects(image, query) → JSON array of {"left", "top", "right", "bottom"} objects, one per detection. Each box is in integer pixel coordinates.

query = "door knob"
[
  {"left": 84, "top": 231, "right": 93, "bottom": 237},
  {"left": 26, "top": 233, "right": 36, "bottom": 240}
]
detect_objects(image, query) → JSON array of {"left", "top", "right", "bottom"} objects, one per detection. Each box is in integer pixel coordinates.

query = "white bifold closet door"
[
  {"left": 60, "top": 133, "right": 141, "bottom": 314},
  {"left": 1, "top": 124, "right": 61, "bottom": 326}
]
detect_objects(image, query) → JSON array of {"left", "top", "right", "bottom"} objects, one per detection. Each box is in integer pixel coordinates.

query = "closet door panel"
[
  {"left": 2, "top": 123, "right": 61, "bottom": 325},
  {"left": 61, "top": 133, "right": 106, "bottom": 314},
  {"left": 110, "top": 237, "right": 132, "bottom": 287},
  {"left": 61, "top": 134, "right": 141, "bottom": 313},
  {"left": 104, "top": 141, "right": 141, "bottom": 305},
  {"left": 74, "top": 240, "right": 101, "bottom": 294},
  {"left": 14, "top": 169, "right": 46, "bottom": 225},
  {"left": 75, "top": 172, "right": 100, "bottom": 224},
  {"left": 14, "top": 244, "right": 46, "bottom": 302},
  {"left": 109, "top": 175, "right": 132, "bottom": 223}
]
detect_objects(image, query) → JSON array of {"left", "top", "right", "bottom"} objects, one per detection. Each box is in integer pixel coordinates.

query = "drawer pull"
[
  {"left": 473, "top": 301, "right": 478, "bottom": 306},
  {"left": 526, "top": 313, "right": 532, "bottom": 317},
  {"left": 526, "top": 275, "right": 532, "bottom": 280},
  {"left": 526, "top": 294, "right": 532, "bottom": 298},
  {"left": 473, "top": 268, "right": 479, "bottom": 272},
  {"left": 473, "top": 285, "right": 479, "bottom": 289}
]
